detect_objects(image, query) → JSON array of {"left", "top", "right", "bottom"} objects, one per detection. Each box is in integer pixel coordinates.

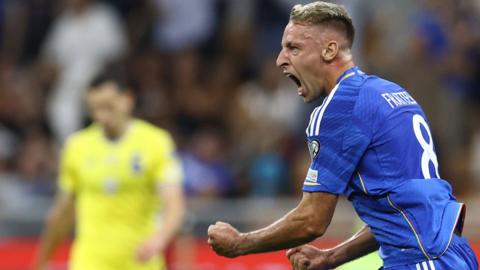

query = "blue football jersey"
[{"left": 303, "top": 66, "right": 466, "bottom": 267}]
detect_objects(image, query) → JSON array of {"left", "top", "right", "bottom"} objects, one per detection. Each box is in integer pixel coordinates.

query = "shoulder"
[
  {"left": 133, "top": 119, "right": 175, "bottom": 145},
  {"left": 315, "top": 74, "right": 405, "bottom": 137},
  {"left": 65, "top": 124, "right": 98, "bottom": 148},
  {"left": 357, "top": 75, "right": 420, "bottom": 116},
  {"left": 357, "top": 75, "right": 412, "bottom": 109},
  {"left": 355, "top": 75, "right": 423, "bottom": 135}
]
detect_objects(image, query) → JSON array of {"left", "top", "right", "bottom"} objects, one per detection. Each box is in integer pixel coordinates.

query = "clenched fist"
[
  {"left": 207, "top": 221, "right": 245, "bottom": 258},
  {"left": 286, "top": 245, "right": 334, "bottom": 270}
]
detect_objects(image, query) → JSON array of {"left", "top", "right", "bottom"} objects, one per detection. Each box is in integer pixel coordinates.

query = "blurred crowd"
[{"left": 0, "top": 0, "right": 479, "bottom": 205}]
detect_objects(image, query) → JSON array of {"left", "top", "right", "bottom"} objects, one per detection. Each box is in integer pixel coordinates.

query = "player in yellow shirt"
[{"left": 33, "top": 72, "right": 185, "bottom": 270}]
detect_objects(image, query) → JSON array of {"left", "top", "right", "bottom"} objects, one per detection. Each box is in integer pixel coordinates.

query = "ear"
[
  {"left": 121, "top": 90, "right": 135, "bottom": 106},
  {"left": 321, "top": 41, "right": 339, "bottom": 62}
]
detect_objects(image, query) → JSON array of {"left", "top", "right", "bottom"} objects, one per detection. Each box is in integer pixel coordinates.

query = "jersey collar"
[
  {"left": 336, "top": 66, "right": 362, "bottom": 84},
  {"left": 99, "top": 120, "right": 135, "bottom": 144}
]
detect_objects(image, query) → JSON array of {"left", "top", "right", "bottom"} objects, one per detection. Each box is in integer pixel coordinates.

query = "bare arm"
[
  {"left": 287, "top": 225, "right": 379, "bottom": 269},
  {"left": 33, "top": 191, "right": 75, "bottom": 270},
  {"left": 154, "top": 183, "right": 185, "bottom": 247},
  {"left": 136, "top": 183, "right": 185, "bottom": 262},
  {"left": 327, "top": 225, "right": 379, "bottom": 266},
  {"left": 208, "top": 192, "right": 338, "bottom": 257}
]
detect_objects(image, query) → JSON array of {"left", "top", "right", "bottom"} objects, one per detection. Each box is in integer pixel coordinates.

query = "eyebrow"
[{"left": 284, "top": 41, "right": 299, "bottom": 48}]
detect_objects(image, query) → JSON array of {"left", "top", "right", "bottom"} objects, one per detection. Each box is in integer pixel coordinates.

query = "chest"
[{"left": 73, "top": 144, "right": 154, "bottom": 194}]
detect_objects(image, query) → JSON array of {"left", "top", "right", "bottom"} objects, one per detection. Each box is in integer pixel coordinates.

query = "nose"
[
  {"left": 92, "top": 109, "right": 111, "bottom": 126},
  {"left": 276, "top": 48, "right": 287, "bottom": 68}
]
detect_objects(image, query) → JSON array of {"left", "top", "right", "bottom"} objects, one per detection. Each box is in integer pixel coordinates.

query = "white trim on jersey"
[
  {"left": 415, "top": 260, "right": 436, "bottom": 270},
  {"left": 305, "top": 71, "right": 356, "bottom": 137},
  {"left": 305, "top": 83, "right": 339, "bottom": 137},
  {"left": 306, "top": 106, "right": 321, "bottom": 136},
  {"left": 416, "top": 260, "right": 436, "bottom": 270},
  {"left": 313, "top": 83, "right": 340, "bottom": 136}
]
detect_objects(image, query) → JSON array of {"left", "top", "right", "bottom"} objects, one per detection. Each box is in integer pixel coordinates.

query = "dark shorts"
[{"left": 381, "top": 234, "right": 478, "bottom": 270}]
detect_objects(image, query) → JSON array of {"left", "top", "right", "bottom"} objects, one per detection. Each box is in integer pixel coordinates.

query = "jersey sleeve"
[
  {"left": 58, "top": 138, "right": 78, "bottom": 193},
  {"left": 153, "top": 131, "right": 183, "bottom": 186},
  {"left": 303, "top": 90, "right": 371, "bottom": 195}
]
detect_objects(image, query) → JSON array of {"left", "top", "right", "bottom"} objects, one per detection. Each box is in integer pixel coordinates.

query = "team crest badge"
[
  {"left": 131, "top": 154, "right": 143, "bottom": 174},
  {"left": 307, "top": 140, "right": 320, "bottom": 160}
]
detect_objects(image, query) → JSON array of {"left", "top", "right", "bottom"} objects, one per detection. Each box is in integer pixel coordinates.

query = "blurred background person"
[
  {"left": 33, "top": 71, "right": 185, "bottom": 270},
  {"left": 181, "top": 126, "right": 234, "bottom": 199},
  {"left": 39, "top": 0, "right": 126, "bottom": 143},
  {"left": 229, "top": 55, "right": 305, "bottom": 197}
]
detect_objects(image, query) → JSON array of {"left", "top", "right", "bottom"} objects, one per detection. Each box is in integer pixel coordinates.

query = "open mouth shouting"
[{"left": 285, "top": 72, "right": 305, "bottom": 97}]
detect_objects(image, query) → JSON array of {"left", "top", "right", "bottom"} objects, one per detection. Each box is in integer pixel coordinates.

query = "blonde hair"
[{"left": 290, "top": 1, "right": 355, "bottom": 48}]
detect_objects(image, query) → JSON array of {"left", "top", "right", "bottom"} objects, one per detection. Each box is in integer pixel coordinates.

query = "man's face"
[
  {"left": 276, "top": 22, "right": 327, "bottom": 103},
  {"left": 86, "top": 82, "right": 133, "bottom": 133}
]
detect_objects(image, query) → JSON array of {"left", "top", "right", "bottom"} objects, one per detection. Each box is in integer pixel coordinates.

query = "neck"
[
  {"left": 104, "top": 118, "right": 132, "bottom": 141},
  {"left": 324, "top": 59, "right": 355, "bottom": 95}
]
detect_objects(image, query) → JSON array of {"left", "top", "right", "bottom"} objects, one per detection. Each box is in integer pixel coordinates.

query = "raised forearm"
[
  {"left": 238, "top": 192, "right": 337, "bottom": 255},
  {"left": 327, "top": 226, "right": 379, "bottom": 267},
  {"left": 239, "top": 209, "right": 320, "bottom": 254}
]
